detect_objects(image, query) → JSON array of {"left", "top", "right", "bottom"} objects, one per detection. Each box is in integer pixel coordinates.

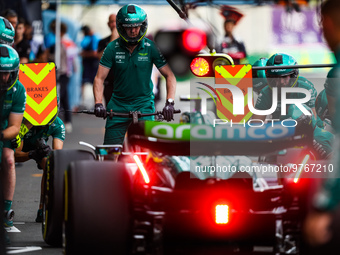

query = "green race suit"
[
  {"left": 0, "top": 80, "right": 26, "bottom": 161},
  {"left": 21, "top": 117, "right": 65, "bottom": 152},
  {"left": 314, "top": 47, "right": 340, "bottom": 211},
  {"left": 255, "top": 77, "right": 317, "bottom": 120},
  {"left": 99, "top": 37, "right": 167, "bottom": 145}
]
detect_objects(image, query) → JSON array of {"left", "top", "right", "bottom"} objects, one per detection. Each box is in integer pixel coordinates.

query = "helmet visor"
[
  {"left": 0, "top": 69, "right": 18, "bottom": 92},
  {"left": 267, "top": 72, "right": 297, "bottom": 88}
]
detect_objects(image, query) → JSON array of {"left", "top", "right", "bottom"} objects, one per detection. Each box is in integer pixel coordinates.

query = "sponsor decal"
[{"left": 144, "top": 121, "right": 295, "bottom": 141}]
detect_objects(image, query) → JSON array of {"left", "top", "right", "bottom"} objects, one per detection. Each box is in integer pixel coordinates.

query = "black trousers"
[{"left": 59, "top": 74, "right": 71, "bottom": 123}]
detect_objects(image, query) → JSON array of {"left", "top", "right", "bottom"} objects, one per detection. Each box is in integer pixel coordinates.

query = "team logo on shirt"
[
  {"left": 138, "top": 53, "right": 149, "bottom": 62},
  {"left": 3, "top": 100, "right": 12, "bottom": 110},
  {"left": 115, "top": 53, "right": 125, "bottom": 63}
]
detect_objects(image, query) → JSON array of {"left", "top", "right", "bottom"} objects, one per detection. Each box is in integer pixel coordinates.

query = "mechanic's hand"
[
  {"left": 313, "top": 139, "right": 331, "bottom": 160},
  {"left": 28, "top": 144, "right": 52, "bottom": 162},
  {"left": 10, "top": 134, "right": 21, "bottom": 149},
  {"left": 39, "top": 143, "right": 52, "bottom": 157},
  {"left": 28, "top": 150, "right": 42, "bottom": 162},
  {"left": 94, "top": 103, "right": 107, "bottom": 119},
  {"left": 162, "top": 99, "right": 175, "bottom": 122}
]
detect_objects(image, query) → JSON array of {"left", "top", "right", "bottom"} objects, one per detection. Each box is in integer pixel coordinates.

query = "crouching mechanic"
[
  {"left": 14, "top": 116, "right": 65, "bottom": 222},
  {"left": 93, "top": 4, "right": 176, "bottom": 146},
  {"left": 0, "top": 44, "right": 26, "bottom": 229}
]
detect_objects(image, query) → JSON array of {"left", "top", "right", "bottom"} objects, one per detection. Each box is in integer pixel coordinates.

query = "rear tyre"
[
  {"left": 43, "top": 149, "right": 94, "bottom": 246},
  {"left": 63, "top": 161, "right": 132, "bottom": 254}
]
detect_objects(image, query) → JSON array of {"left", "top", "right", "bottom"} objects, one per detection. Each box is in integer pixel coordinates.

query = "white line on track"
[
  {"left": 5, "top": 226, "right": 20, "bottom": 233},
  {"left": 6, "top": 246, "right": 42, "bottom": 254}
]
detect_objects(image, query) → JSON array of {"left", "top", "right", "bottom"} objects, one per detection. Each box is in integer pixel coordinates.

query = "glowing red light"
[
  {"left": 182, "top": 29, "right": 207, "bottom": 53},
  {"left": 215, "top": 204, "right": 229, "bottom": 224},
  {"left": 190, "top": 57, "right": 210, "bottom": 76}
]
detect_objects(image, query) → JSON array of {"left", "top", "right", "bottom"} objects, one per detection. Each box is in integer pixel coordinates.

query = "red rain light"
[
  {"left": 182, "top": 29, "right": 207, "bottom": 53},
  {"left": 215, "top": 204, "right": 229, "bottom": 224},
  {"left": 133, "top": 155, "right": 150, "bottom": 184},
  {"left": 190, "top": 57, "right": 210, "bottom": 77}
]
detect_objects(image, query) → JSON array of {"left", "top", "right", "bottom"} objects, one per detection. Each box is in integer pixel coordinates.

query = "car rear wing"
[{"left": 127, "top": 121, "right": 313, "bottom": 156}]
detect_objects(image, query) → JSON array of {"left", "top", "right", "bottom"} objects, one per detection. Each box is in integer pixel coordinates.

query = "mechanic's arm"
[
  {"left": 93, "top": 65, "right": 110, "bottom": 105},
  {"left": 311, "top": 107, "right": 317, "bottom": 120},
  {"left": 52, "top": 138, "right": 63, "bottom": 150},
  {"left": 14, "top": 139, "right": 29, "bottom": 162},
  {"left": 158, "top": 64, "right": 176, "bottom": 100},
  {"left": 2, "top": 113, "right": 23, "bottom": 140}
]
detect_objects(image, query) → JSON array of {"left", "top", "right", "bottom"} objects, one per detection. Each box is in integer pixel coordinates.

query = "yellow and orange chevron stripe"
[
  {"left": 215, "top": 65, "right": 253, "bottom": 123},
  {"left": 19, "top": 63, "right": 58, "bottom": 126}
]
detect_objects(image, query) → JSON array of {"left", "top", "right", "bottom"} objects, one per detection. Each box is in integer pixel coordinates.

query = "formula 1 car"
[{"left": 53, "top": 118, "right": 315, "bottom": 254}]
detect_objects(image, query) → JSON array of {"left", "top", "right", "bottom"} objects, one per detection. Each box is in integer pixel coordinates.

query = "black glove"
[
  {"left": 94, "top": 103, "right": 107, "bottom": 118},
  {"left": 28, "top": 150, "right": 41, "bottom": 162},
  {"left": 163, "top": 99, "right": 175, "bottom": 122},
  {"left": 10, "top": 134, "right": 21, "bottom": 149},
  {"left": 39, "top": 143, "right": 52, "bottom": 157},
  {"left": 28, "top": 144, "right": 52, "bottom": 162}
]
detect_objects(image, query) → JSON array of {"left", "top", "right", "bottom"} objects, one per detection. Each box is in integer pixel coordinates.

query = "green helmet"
[
  {"left": 116, "top": 4, "right": 148, "bottom": 45},
  {"left": 286, "top": 104, "right": 316, "bottom": 131},
  {"left": 266, "top": 53, "right": 299, "bottom": 88},
  {"left": 252, "top": 57, "right": 268, "bottom": 93},
  {"left": 315, "top": 89, "right": 330, "bottom": 121},
  {"left": 0, "top": 44, "right": 19, "bottom": 92},
  {"left": 0, "top": 16, "right": 14, "bottom": 45}
]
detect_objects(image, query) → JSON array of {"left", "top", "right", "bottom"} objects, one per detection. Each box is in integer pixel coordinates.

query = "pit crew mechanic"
[
  {"left": 14, "top": 115, "right": 65, "bottom": 222},
  {"left": 304, "top": 0, "right": 340, "bottom": 248},
  {"left": 251, "top": 53, "right": 333, "bottom": 160},
  {"left": 93, "top": 4, "right": 176, "bottom": 145},
  {"left": 0, "top": 43, "right": 26, "bottom": 229}
]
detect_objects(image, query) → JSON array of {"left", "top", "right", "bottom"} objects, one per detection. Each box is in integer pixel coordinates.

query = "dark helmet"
[
  {"left": 0, "top": 44, "right": 19, "bottom": 92},
  {"left": 0, "top": 16, "right": 14, "bottom": 45},
  {"left": 266, "top": 53, "right": 299, "bottom": 88},
  {"left": 252, "top": 57, "right": 268, "bottom": 93},
  {"left": 116, "top": 4, "right": 148, "bottom": 45}
]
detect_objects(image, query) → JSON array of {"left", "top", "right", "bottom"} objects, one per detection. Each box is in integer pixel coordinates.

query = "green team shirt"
[
  {"left": 255, "top": 77, "right": 317, "bottom": 119},
  {"left": 0, "top": 80, "right": 26, "bottom": 130},
  {"left": 100, "top": 37, "right": 166, "bottom": 106},
  {"left": 22, "top": 116, "right": 65, "bottom": 152},
  {"left": 0, "top": 80, "right": 26, "bottom": 160}
]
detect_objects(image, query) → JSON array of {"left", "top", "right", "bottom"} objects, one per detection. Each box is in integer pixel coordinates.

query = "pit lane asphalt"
[{"left": 8, "top": 113, "right": 105, "bottom": 254}]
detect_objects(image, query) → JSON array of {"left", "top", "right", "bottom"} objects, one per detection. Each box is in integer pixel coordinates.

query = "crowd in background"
[{"left": 1, "top": 9, "right": 114, "bottom": 134}]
